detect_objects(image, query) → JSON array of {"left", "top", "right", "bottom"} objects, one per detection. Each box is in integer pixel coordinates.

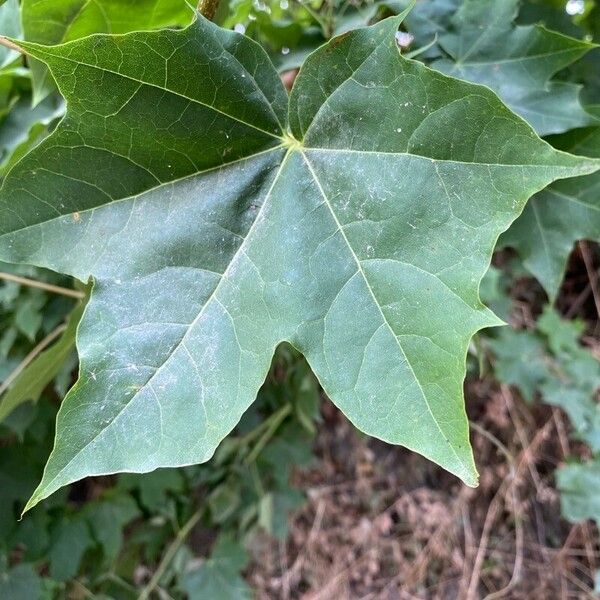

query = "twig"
[
  {"left": 552, "top": 408, "right": 570, "bottom": 459},
  {"left": 244, "top": 403, "right": 291, "bottom": 464},
  {"left": 565, "top": 283, "right": 592, "bottom": 318},
  {"left": 0, "top": 36, "right": 23, "bottom": 53},
  {"left": 459, "top": 503, "right": 475, "bottom": 599},
  {"left": 581, "top": 522, "right": 598, "bottom": 578},
  {"left": 502, "top": 385, "right": 544, "bottom": 495},
  {"left": 138, "top": 507, "right": 203, "bottom": 600},
  {"left": 0, "top": 271, "right": 84, "bottom": 299},
  {"left": 283, "top": 498, "right": 326, "bottom": 589},
  {"left": 0, "top": 323, "right": 67, "bottom": 396},
  {"left": 467, "top": 418, "right": 553, "bottom": 599},
  {"left": 579, "top": 241, "right": 600, "bottom": 322}
]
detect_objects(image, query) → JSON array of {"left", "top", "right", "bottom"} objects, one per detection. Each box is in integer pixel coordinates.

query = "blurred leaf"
[
  {"left": 14, "top": 295, "right": 43, "bottom": 340},
  {"left": 433, "top": 0, "right": 597, "bottom": 135},
  {"left": 258, "top": 488, "right": 303, "bottom": 538},
  {"left": 402, "top": 0, "right": 460, "bottom": 57},
  {"left": 0, "top": 262, "right": 76, "bottom": 360},
  {"left": 0, "top": 562, "right": 43, "bottom": 600},
  {"left": 537, "top": 309, "right": 600, "bottom": 451},
  {"left": 489, "top": 328, "right": 550, "bottom": 402},
  {"left": 209, "top": 480, "right": 241, "bottom": 524},
  {"left": 492, "top": 306, "right": 600, "bottom": 450},
  {"left": 0, "top": 92, "right": 64, "bottom": 179},
  {"left": 117, "top": 469, "right": 185, "bottom": 513},
  {"left": 1, "top": 401, "right": 38, "bottom": 439},
  {"left": 502, "top": 126, "right": 600, "bottom": 299},
  {"left": 0, "top": 296, "right": 85, "bottom": 423},
  {"left": 9, "top": 509, "right": 50, "bottom": 561},
  {"left": 537, "top": 306, "right": 585, "bottom": 355},
  {"left": 558, "top": 460, "right": 600, "bottom": 523},
  {"left": 84, "top": 495, "right": 139, "bottom": 563},
  {"left": 0, "top": 0, "right": 21, "bottom": 69},
  {"left": 48, "top": 516, "right": 92, "bottom": 581},
  {"left": 479, "top": 266, "right": 512, "bottom": 323},
  {"left": 181, "top": 535, "right": 251, "bottom": 600},
  {"left": 518, "top": 0, "right": 586, "bottom": 37},
  {"left": 260, "top": 423, "right": 314, "bottom": 487}
]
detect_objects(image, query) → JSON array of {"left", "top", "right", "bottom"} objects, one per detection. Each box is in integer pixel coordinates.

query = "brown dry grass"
[{"left": 247, "top": 384, "right": 599, "bottom": 599}]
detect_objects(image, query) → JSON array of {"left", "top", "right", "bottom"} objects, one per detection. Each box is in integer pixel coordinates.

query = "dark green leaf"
[
  {"left": 433, "top": 0, "right": 597, "bottom": 135},
  {"left": 502, "top": 126, "right": 600, "bottom": 299},
  {"left": 0, "top": 562, "right": 43, "bottom": 600}
]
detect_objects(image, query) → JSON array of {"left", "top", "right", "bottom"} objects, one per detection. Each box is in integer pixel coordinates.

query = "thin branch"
[
  {"left": 244, "top": 402, "right": 291, "bottom": 464},
  {"left": 579, "top": 241, "right": 600, "bottom": 322},
  {"left": 0, "top": 271, "right": 84, "bottom": 299},
  {"left": 0, "top": 323, "right": 67, "bottom": 396},
  {"left": 0, "top": 36, "right": 24, "bottom": 53},
  {"left": 138, "top": 507, "right": 203, "bottom": 600}
]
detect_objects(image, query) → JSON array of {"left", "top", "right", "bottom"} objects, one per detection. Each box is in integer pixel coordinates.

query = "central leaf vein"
[{"left": 299, "top": 149, "right": 468, "bottom": 472}]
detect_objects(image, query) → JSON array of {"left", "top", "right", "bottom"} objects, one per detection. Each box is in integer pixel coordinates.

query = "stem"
[
  {"left": 244, "top": 403, "right": 291, "bottom": 464},
  {"left": 0, "top": 323, "right": 67, "bottom": 396},
  {"left": 198, "top": 0, "right": 220, "bottom": 21},
  {"left": 579, "top": 240, "right": 600, "bottom": 322},
  {"left": 0, "top": 272, "right": 84, "bottom": 299},
  {"left": 0, "top": 36, "right": 23, "bottom": 53},
  {"left": 294, "top": 0, "right": 329, "bottom": 38},
  {"left": 138, "top": 507, "right": 203, "bottom": 600}
]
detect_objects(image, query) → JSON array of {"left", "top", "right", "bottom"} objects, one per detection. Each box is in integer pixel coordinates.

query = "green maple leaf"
[
  {"left": 21, "top": 0, "right": 194, "bottom": 104},
  {"left": 502, "top": 125, "right": 600, "bottom": 299},
  {"left": 0, "top": 13, "right": 598, "bottom": 512},
  {"left": 433, "top": 0, "right": 598, "bottom": 136}
]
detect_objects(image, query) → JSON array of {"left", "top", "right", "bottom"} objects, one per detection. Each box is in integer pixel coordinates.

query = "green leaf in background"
[
  {"left": 557, "top": 460, "right": 600, "bottom": 524},
  {"left": 84, "top": 494, "right": 139, "bottom": 563},
  {"left": 433, "top": 0, "right": 597, "bottom": 135},
  {"left": 0, "top": 13, "right": 598, "bottom": 511},
  {"left": 0, "top": 0, "right": 21, "bottom": 69},
  {"left": 0, "top": 561, "right": 43, "bottom": 600},
  {"left": 0, "top": 293, "right": 84, "bottom": 423},
  {"left": 491, "top": 306, "right": 600, "bottom": 449},
  {"left": 0, "top": 90, "right": 63, "bottom": 178},
  {"left": 518, "top": 0, "right": 586, "bottom": 38},
  {"left": 0, "top": 65, "right": 64, "bottom": 178},
  {"left": 181, "top": 535, "right": 252, "bottom": 600},
  {"left": 501, "top": 125, "right": 600, "bottom": 299},
  {"left": 489, "top": 329, "right": 550, "bottom": 403},
  {"left": 47, "top": 516, "right": 92, "bottom": 581},
  {"left": 402, "top": 0, "right": 460, "bottom": 57},
  {"left": 21, "top": 0, "right": 195, "bottom": 104},
  {"left": 537, "top": 308, "right": 600, "bottom": 453}
]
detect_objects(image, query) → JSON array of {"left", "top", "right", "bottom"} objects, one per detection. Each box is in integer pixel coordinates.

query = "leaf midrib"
[
  {"left": 451, "top": 45, "right": 587, "bottom": 69},
  {"left": 0, "top": 145, "right": 285, "bottom": 239},
  {"left": 4, "top": 143, "right": 595, "bottom": 241}
]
